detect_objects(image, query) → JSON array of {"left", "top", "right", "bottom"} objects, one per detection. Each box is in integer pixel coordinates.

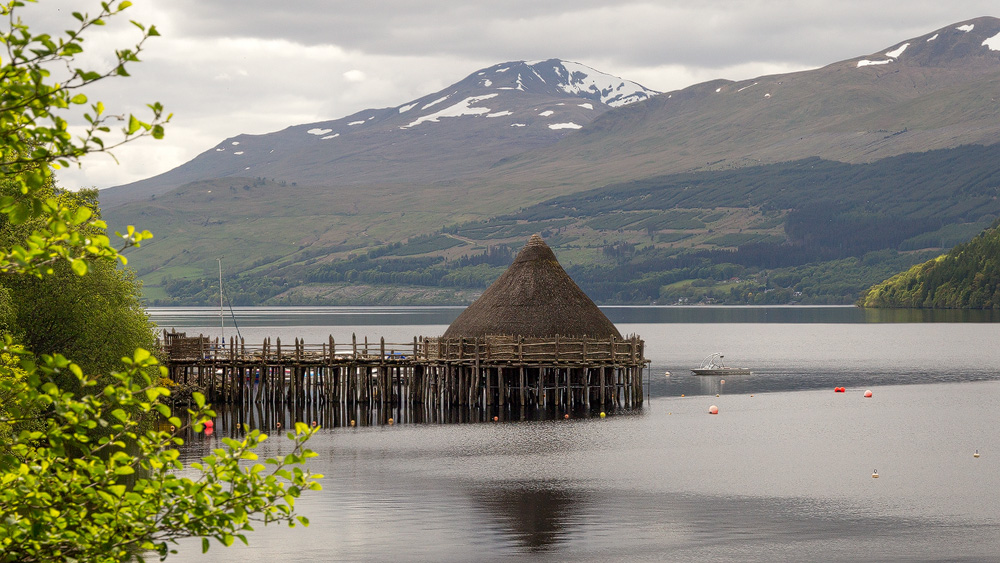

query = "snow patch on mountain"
[
  {"left": 549, "top": 122, "right": 582, "bottom": 130},
  {"left": 552, "top": 61, "right": 656, "bottom": 107},
  {"left": 858, "top": 59, "right": 892, "bottom": 67},
  {"left": 539, "top": 110, "right": 554, "bottom": 117},
  {"left": 348, "top": 120, "right": 365, "bottom": 126},
  {"left": 423, "top": 96, "right": 449, "bottom": 110},
  {"left": 957, "top": 24, "right": 975, "bottom": 32},
  {"left": 985, "top": 31, "right": 1000, "bottom": 51},
  {"left": 578, "top": 103, "right": 594, "bottom": 109},
  {"left": 401, "top": 94, "right": 500, "bottom": 129},
  {"left": 927, "top": 33, "right": 939, "bottom": 41},
  {"left": 322, "top": 134, "right": 340, "bottom": 140},
  {"left": 399, "top": 103, "right": 417, "bottom": 113},
  {"left": 886, "top": 43, "right": 909, "bottom": 58},
  {"left": 487, "top": 111, "right": 513, "bottom": 117},
  {"left": 307, "top": 128, "right": 333, "bottom": 136}
]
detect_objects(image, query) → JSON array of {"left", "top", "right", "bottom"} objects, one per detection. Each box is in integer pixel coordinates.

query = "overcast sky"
[{"left": 25, "top": 0, "right": 997, "bottom": 190}]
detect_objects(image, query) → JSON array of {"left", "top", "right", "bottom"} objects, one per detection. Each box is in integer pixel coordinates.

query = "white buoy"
[{"left": 664, "top": 371, "right": 671, "bottom": 377}]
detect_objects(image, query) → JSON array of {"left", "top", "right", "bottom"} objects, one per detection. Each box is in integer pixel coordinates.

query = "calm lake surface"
[{"left": 153, "top": 306, "right": 1000, "bottom": 562}]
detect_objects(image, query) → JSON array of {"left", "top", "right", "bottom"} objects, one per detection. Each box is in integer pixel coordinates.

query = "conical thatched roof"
[{"left": 443, "top": 235, "right": 622, "bottom": 339}]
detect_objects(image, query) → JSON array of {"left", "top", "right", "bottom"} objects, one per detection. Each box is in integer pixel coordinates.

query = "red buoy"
[
  {"left": 864, "top": 390, "right": 873, "bottom": 398},
  {"left": 709, "top": 405, "right": 719, "bottom": 415}
]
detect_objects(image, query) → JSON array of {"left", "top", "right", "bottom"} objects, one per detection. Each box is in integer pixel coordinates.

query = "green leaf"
[
  {"left": 71, "top": 259, "right": 88, "bottom": 276},
  {"left": 126, "top": 114, "right": 141, "bottom": 135}
]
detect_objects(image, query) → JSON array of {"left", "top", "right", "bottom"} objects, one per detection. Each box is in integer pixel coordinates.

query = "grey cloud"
[{"left": 159, "top": 0, "right": 997, "bottom": 70}]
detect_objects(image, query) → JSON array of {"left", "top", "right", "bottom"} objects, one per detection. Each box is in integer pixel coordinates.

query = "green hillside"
[
  {"left": 127, "top": 142, "right": 1000, "bottom": 306},
  {"left": 860, "top": 219, "right": 1000, "bottom": 309}
]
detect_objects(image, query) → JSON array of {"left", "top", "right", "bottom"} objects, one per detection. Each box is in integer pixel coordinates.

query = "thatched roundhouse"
[
  {"left": 444, "top": 234, "right": 621, "bottom": 339},
  {"left": 423, "top": 235, "right": 646, "bottom": 411}
]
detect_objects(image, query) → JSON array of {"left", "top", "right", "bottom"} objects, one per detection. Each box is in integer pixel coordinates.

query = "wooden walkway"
[{"left": 163, "top": 332, "right": 647, "bottom": 412}]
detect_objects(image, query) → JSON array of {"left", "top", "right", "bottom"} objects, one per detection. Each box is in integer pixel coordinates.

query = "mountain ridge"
[
  {"left": 99, "top": 59, "right": 658, "bottom": 208},
  {"left": 100, "top": 17, "right": 1000, "bottom": 306}
]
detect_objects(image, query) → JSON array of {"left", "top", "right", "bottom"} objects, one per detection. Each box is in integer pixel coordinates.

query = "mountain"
[
  {"left": 101, "top": 17, "right": 1000, "bottom": 306},
  {"left": 99, "top": 59, "right": 657, "bottom": 208},
  {"left": 859, "top": 219, "right": 1000, "bottom": 308},
  {"left": 487, "top": 17, "right": 1000, "bottom": 192}
]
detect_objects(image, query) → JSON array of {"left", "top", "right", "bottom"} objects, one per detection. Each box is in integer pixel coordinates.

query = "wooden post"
[{"left": 518, "top": 337, "right": 525, "bottom": 407}]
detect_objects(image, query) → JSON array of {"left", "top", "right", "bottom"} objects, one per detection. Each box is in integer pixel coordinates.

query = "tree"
[{"left": 0, "top": 1, "right": 321, "bottom": 561}]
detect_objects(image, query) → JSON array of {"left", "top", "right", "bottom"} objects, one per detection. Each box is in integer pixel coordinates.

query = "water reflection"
[
  {"left": 470, "top": 482, "right": 581, "bottom": 552},
  {"left": 175, "top": 402, "right": 644, "bottom": 441}
]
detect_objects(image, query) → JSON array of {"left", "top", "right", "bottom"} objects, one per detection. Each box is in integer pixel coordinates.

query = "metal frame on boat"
[{"left": 691, "top": 353, "right": 751, "bottom": 376}]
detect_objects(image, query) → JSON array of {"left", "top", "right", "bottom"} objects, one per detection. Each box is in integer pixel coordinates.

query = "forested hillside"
[
  {"left": 860, "top": 219, "right": 1000, "bottom": 308},
  {"left": 147, "top": 143, "right": 1000, "bottom": 306}
]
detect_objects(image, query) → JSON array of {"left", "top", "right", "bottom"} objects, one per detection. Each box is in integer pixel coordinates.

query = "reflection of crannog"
[{"left": 471, "top": 482, "right": 582, "bottom": 551}]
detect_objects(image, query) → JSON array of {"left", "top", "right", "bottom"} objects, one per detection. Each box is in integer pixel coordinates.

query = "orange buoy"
[
  {"left": 169, "top": 425, "right": 175, "bottom": 432},
  {"left": 863, "top": 390, "right": 873, "bottom": 398},
  {"left": 720, "top": 379, "right": 725, "bottom": 384},
  {"left": 276, "top": 422, "right": 281, "bottom": 429},
  {"left": 388, "top": 418, "right": 394, "bottom": 425},
  {"left": 681, "top": 394, "right": 685, "bottom": 397},
  {"left": 311, "top": 420, "right": 318, "bottom": 427},
  {"left": 349, "top": 419, "right": 356, "bottom": 427},
  {"left": 709, "top": 405, "right": 719, "bottom": 415},
  {"left": 493, "top": 416, "right": 499, "bottom": 422},
  {"left": 564, "top": 414, "right": 570, "bottom": 419}
]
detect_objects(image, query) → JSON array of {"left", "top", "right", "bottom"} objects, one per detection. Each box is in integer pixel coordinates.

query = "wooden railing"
[{"left": 163, "top": 332, "right": 646, "bottom": 367}]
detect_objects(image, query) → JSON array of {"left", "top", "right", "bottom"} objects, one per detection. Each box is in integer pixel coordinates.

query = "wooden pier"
[{"left": 162, "top": 331, "right": 647, "bottom": 413}]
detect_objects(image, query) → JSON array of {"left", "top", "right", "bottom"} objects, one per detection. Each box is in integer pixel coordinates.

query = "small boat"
[{"left": 691, "top": 353, "right": 751, "bottom": 376}]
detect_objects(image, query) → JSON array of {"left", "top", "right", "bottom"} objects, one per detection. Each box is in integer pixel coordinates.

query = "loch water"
[{"left": 153, "top": 306, "right": 1000, "bottom": 562}]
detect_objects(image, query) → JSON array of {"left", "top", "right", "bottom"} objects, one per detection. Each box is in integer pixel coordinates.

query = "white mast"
[{"left": 218, "top": 258, "right": 224, "bottom": 345}]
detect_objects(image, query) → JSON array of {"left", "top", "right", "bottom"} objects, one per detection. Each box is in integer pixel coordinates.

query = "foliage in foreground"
[
  {"left": 0, "top": 1, "right": 322, "bottom": 560},
  {"left": 0, "top": 348, "right": 322, "bottom": 562}
]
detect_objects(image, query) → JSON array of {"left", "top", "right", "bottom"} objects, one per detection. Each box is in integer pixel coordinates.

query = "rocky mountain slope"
[{"left": 100, "top": 59, "right": 657, "bottom": 208}]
